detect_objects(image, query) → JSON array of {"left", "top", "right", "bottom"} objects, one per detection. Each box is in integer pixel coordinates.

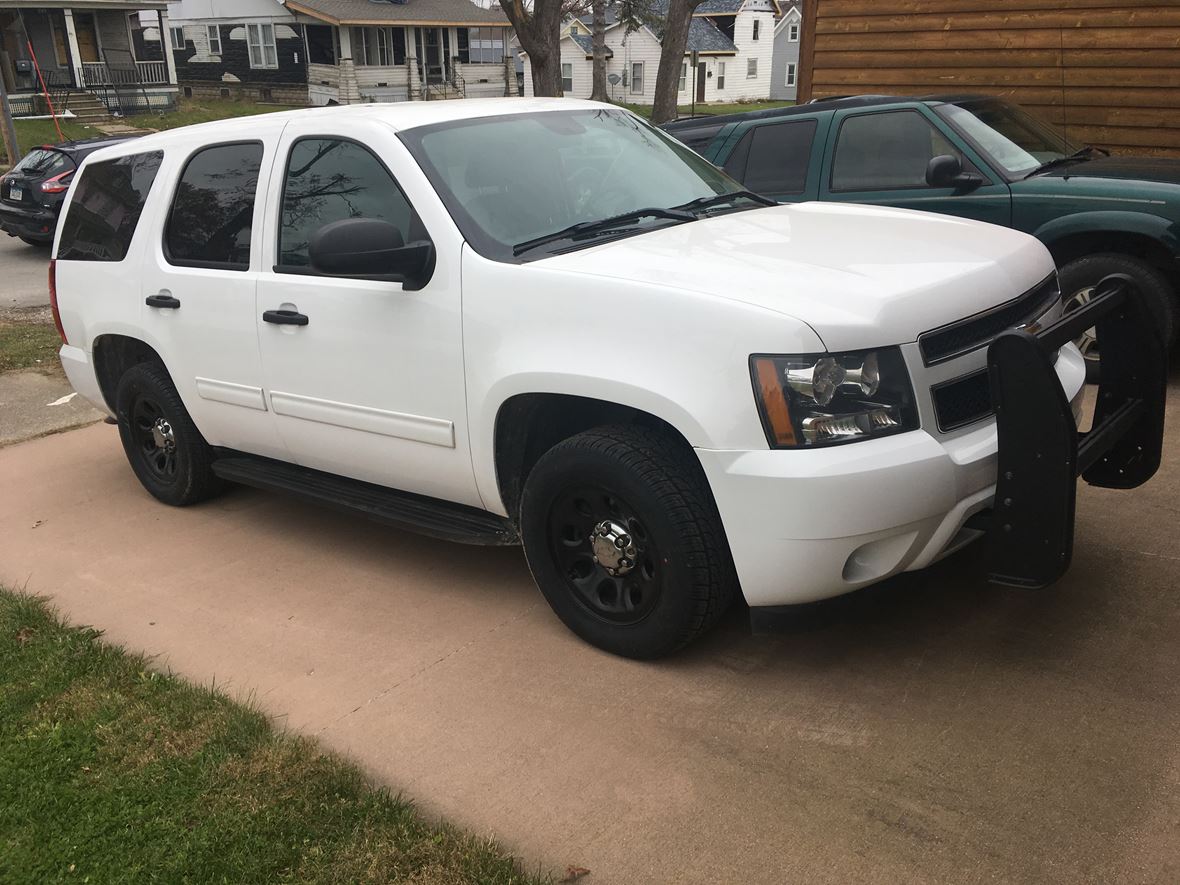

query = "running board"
[{"left": 212, "top": 454, "right": 519, "bottom": 546}]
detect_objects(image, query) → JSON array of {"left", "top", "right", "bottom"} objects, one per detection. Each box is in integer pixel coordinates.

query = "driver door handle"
[
  {"left": 263, "top": 309, "right": 309, "bottom": 326},
  {"left": 145, "top": 293, "right": 181, "bottom": 310}
]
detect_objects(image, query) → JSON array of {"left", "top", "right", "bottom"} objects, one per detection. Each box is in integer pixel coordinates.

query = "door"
[
  {"left": 820, "top": 107, "right": 1012, "bottom": 227},
  {"left": 138, "top": 139, "right": 289, "bottom": 460},
  {"left": 720, "top": 116, "right": 826, "bottom": 203},
  {"left": 423, "top": 27, "right": 445, "bottom": 83},
  {"left": 74, "top": 13, "right": 100, "bottom": 63},
  {"left": 695, "top": 62, "right": 706, "bottom": 103},
  {"left": 255, "top": 120, "right": 481, "bottom": 506}
]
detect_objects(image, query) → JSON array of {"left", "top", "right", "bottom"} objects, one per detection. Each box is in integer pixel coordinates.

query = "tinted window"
[
  {"left": 165, "top": 142, "right": 263, "bottom": 270},
  {"left": 278, "top": 138, "right": 416, "bottom": 270},
  {"left": 831, "top": 111, "right": 959, "bottom": 191},
  {"left": 726, "top": 120, "right": 816, "bottom": 195},
  {"left": 57, "top": 151, "right": 163, "bottom": 262},
  {"left": 13, "top": 148, "right": 72, "bottom": 178}
]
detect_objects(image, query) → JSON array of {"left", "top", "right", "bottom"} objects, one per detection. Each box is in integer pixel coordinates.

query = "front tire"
[
  {"left": 114, "top": 362, "right": 223, "bottom": 506},
  {"left": 520, "top": 425, "right": 738, "bottom": 659},
  {"left": 1058, "top": 253, "right": 1176, "bottom": 383}
]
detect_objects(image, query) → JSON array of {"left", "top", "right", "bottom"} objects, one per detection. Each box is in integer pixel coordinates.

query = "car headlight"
[{"left": 750, "top": 347, "right": 919, "bottom": 448}]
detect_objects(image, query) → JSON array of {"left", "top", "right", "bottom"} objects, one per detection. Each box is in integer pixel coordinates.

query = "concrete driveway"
[
  {"left": 1, "top": 234, "right": 53, "bottom": 310},
  {"left": 1, "top": 392, "right": 1178, "bottom": 883}
]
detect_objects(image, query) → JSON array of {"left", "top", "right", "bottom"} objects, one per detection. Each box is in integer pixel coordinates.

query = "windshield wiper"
[
  {"left": 1024, "top": 146, "right": 1108, "bottom": 179},
  {"left": 671, "top": 190, "right": 777, "bottom": 214},
  {"left": 513, "top": 207, "right": 696, "bottom": 256}
]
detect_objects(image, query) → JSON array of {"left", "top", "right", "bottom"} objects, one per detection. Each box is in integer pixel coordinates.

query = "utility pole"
[{"left": 0, "top": 73, "right": 20, "bottom": 168}]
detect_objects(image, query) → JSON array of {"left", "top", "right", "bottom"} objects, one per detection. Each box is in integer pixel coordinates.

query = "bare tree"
[
  {"left": 650, "top": 0, "right": 703, "bottom": 124},
  {"left": 590, "top": 0, "right": 608, "bottom": 101},
  {"left": 500, "top": 0, "right": 568, "bottom": 96}
]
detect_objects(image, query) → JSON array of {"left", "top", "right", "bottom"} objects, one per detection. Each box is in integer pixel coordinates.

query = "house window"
[
  {"left": 747, "top": 58, "right": 757, "bottom": 78},
  {"left": 678, "top": 62, "right": 686, "bottom": 91},
  {"left": 561, "top": 62, "right": 573, "bottom": 93},
  {"left": 786, "top": 63, "right": 796, "bottom": 86},
  {"left": 247, "top": 23, "right": 278, "bottom": 69},
  {"left": 630, "top": 61, "right": 643, "bottom": 94},
  {"left": 307, "top": 25, "right": 337, "bottom": 65},
  {"left": 753, "top": 20, "right": 760, "bottom": 41},
  {"left": 170, "top": 26, "right": 186, "bottom": 51},
  {"left": 789, "top": 23, "right": 799, "bottom": 42},
  {"left": 717, "top": 61, "right": 725, "bottom": 90},
  {"left": 206, "top": 25, "right": 221, "bottom": 55},
  {"left": 355, "top": 28, "right": 406, "bottom": 66},
  {"left": 462, "top": 27, "right": 505, "bottom": 64}
]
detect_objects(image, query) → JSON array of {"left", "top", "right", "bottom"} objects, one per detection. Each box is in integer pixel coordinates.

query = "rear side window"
[
  {"left": 725, "top": 120, "right": 817, "bottom": 196},
  {"left": 165, "top": 142, "right": 264, "bottom": 270},
  {"left": 57, "top": 151, "right": 164, "bottom": 262}
]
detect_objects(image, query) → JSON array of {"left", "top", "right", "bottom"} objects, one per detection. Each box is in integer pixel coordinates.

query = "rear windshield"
[
  {"left": 13, "top": 148, "right": 72, "bottom": 178},
  {"left": 58, "top": 151, "right": 164, "bottom": 262}
]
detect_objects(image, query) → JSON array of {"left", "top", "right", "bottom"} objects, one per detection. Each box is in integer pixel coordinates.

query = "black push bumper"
[{"left": 985, "top": 273, "right": 1167, "bottom": 588}]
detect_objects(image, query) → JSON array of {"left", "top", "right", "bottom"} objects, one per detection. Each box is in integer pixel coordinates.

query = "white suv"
[{"left": 49, "top": 99, "right": 1165, "bottom": 658}]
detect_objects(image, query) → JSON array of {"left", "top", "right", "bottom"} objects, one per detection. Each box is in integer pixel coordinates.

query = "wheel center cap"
[
  {"left": 151, "top": 418, "right": 175, "bottom": 452},
  {"left": 591, "top": 520, "right": 638, "bottom": 576}
]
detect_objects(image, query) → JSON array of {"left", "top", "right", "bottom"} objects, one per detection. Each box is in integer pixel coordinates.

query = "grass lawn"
[
  {"left": 0, "top": 322, "right": 61, "bottom": 374},
  {"left": 0, "top": 589, "right": 547, "bottom": 884},
  {"left": 624, "top": 100, "right": 795, "bottom": 120}
]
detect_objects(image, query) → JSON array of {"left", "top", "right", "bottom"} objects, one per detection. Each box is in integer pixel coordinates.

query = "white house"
[{"left": 523, "top": 0, "right": 778, "bottom": 105}]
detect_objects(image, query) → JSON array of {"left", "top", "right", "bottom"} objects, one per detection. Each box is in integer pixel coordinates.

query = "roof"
[
  {"left": 45, "top": 135, "right": 137, "bottom": 155},
  {"left": 568, "top": 32, "right": 614, "bottom": 59},
  {"left": 686, "top": 17, "right": 736, "bottom": 53},
  {"left": 575, "top": 9, "right": 620, "bottom": 28},
  {"left": 659, "top": 94, "right": 983, "bottom": 131},
  {"left": 285, "top": 0, "right": 508, "bottom": 27},
  {"left": 694, "top": 0, "right": 744, "bottom": 13}
]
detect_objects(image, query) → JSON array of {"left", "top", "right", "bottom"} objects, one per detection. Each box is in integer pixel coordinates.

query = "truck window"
[
  {"left": 725, "top": 119, "right": 817, "bottom": 196},
  {"left": 277, "top": 138, "right": 417, "bottom": 271},
  {"left": 831, "top": 110, "right": 959, "bottom": 192},
  {"left": 165, "top": 142, "right": 264, "bottom": 271},
  {"left": 57, "top": 151, "right": 164, "bottom": 262}
]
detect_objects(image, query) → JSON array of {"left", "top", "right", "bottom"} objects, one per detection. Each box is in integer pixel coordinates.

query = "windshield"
[
  {"left": 13, "top": 148, "right": 72, "bottom": 178},
  {"left": 400, "top": 108, "right": 748, "bottom": 261},
  {"left": 935, "top": 99, "right": 1079, "bottom": 177}
]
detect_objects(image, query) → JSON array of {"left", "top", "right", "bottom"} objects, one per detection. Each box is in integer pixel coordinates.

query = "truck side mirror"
[
  {"left": 309, "top": 217, "right": 435, "bottom": 291},
  {"left": 926, "top": 154, "right": 984, "bottom": 191}
]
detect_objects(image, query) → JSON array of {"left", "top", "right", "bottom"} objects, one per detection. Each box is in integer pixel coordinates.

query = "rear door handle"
[
  {"left": 145, "top": 293, "right": 181, "bottom": 309},
  {"left": 263, "top": 309, "right": 309, "bottom": 326}
]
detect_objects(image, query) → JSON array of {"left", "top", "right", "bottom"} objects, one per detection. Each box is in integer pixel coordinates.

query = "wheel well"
[
  {"left": 92, "top": 335, "right": 168, "bottom": 412},
  {"left": 493, "top": 394, "right": 691, "bottom": 520},
  {"left": 1047, "top": 231, "right": 1179, "bottom": 290}
]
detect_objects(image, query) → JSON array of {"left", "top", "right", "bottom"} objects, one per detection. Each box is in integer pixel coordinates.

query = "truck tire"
[
  {"left": 1058, "top": 253, "right": 1176, "bottom": 383},
  {"left": 520, "top": 425, "right": 738, "bottom": 659},
  {"left": 114, "top": 362, "right": 224, "bottom": 506}
]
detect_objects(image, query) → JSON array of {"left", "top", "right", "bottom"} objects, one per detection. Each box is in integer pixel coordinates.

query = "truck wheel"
[
  {"left": 114, "top": 362, "right": 223, "bottom": 506},
  {"left": 520, "top": 425, "right": 738, "bottom": 659},
  {"left": 1058, "top": 253, "right": 1176, "bottom": 383}
]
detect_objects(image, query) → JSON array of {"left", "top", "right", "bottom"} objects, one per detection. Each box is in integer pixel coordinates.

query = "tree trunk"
[
  {"left": 590, "top": 0, "right": 608, "bottom": 101},
  {"left": 650, "top": 0, "right": 701, "bottom": 124},
  {"left": 499, "top": 0, "right": 566, "bottom": 97}
]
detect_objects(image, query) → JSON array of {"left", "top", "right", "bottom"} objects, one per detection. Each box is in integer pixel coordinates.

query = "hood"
[
  {"left": 1044, "top": 156, "right": 1180, "bottom": 187},
  {"left": 539, "top": 203, "right": 1054, "bottom": 352}
]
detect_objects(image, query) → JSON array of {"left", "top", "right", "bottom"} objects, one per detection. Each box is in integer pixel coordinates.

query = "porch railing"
[{"left": 81, "top": 60, "right": 169, "bottom": 87}]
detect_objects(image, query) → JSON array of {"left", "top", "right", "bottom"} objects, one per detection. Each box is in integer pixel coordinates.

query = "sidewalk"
[{"left": 0, "top": 369, "right": 104, "bottom": 447}]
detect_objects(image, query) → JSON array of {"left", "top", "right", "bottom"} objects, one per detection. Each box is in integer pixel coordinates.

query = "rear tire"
[
  {"left": 520, "top": 425, "right": 738, "bottom": 659},
  {"left": 114, "top": 362, "right": 223, "bottom": 506},
  {"left": 1058, "top": 253, "right": 1176, "bottom": 384}
]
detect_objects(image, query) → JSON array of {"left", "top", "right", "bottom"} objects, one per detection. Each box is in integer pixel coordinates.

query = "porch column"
[
  {"left": 336, "top": 26, "right": 360, "bottom": 103},
  {"left": 62, "top": 9, "right": 85, "bottom": 90},
  {"left": 406, "top": 29, "right": 420, "bottom": 101},
  {"left": 158, "top": 9, "right": 179, "bottom": 86}
]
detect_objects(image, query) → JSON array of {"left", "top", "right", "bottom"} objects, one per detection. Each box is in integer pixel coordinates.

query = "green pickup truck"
[{"left": 662, "top": 94, "right": 1180, "bottom": 379}]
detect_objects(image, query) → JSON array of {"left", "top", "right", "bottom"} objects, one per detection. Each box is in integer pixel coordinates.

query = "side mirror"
[
  {"left": 308, "top": 217, "right": 435, "bottom": 291},
  {"left": 926, "top": 154, "right": 984, "bottom": 191}
]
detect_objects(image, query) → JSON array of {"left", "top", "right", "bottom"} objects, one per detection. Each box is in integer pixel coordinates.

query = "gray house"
[{"left": 769, "top": 0, "right": 800, "bottom": 101}]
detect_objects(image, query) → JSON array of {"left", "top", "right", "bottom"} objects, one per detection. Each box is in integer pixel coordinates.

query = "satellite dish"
[{"left": 608, "top": 73, "right": 621, "bottom": 85}]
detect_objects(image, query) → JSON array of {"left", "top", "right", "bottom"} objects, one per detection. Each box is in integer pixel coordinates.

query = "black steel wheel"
[
  {"left": 521, "top": 425, "right": 738, "bottom": 659},
  {"left": 115, "top": 362, "right": 223, "bottom": 506}
]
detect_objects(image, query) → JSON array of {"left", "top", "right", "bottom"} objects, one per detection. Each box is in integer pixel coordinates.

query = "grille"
[
  {"left": 932, "top": 370, "right": 992, "bottom": 432},
  {"left": 918, "top": 275, "right": 1060, "bottom": 366}
]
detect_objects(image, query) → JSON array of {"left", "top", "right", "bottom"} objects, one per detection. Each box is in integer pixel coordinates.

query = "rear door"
[
  {"left": 136, "top": 131, "right": 289, "bottom": 460},
  {"left": 717, "top": 114, "right": 829, "bottom": 203},
  {"left": 819, "top": 106, "right": 1012, "bottom": 226}
]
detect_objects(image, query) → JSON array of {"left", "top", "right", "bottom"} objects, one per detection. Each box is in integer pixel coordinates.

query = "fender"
[{"left": 1031, "top": 210, "right": 1180, "bottom": 257}]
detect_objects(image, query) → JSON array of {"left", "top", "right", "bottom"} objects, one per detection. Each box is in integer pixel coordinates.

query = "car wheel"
[
  {"left": 19, "top": 235, "right": 51, "bottom": 248},
  {"left": 1058, "top": 253, "right": 1176, "bottom": 384},
  {"left": 520, "top": 425, "right": 738, "bottom": 659},
  {"left": 114, "top": 362, "right": 223, "bottom": 506}
]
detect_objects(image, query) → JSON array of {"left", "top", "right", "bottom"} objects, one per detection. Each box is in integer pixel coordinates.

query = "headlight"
[{"left": 751, "top": 347, "right": 919, "bottom": 448}]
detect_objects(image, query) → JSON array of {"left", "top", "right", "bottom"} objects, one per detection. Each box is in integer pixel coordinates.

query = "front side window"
[
  {"left": 402, "top": 109, "right": 751, "bottom": 262},
  {"left": 631, "top": 62, "right": 643, "bottom": 94},
  {"left": 561, "top": 63, "right": 573, "bottom": 93},
  {"left": 725, "top": 119, "right": 817, "bottom": 196},
  {"left": 278, "top": 138, "right": 418, "bottom": 271},
  {"left": 247, "top": 23, "right": 277, "bottom": 69},
  {"left": 58, "top": 151, "right": 163, "bottom": 262},
  {"left": 936, "top": 98, "right": 1077, "bottom": 178},
  {"left": 165, "top": 142, "right": 263, "bottom": 270},
  {"left": 747, "top": 58, "right": 757, "bottom": 78},
  {"left": 206, "top": 24, "right": 221, "bottom": 55},
  {"left": 170, "top": 26, "right": 185, "bottom": 51},
  {"left": 831, "top": 110, "right": 960, "bottom": 191}
]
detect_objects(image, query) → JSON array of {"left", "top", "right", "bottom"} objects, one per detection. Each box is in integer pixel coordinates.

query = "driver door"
[{"left": 254, "top": 118, "right": 480, "bottom": 507}]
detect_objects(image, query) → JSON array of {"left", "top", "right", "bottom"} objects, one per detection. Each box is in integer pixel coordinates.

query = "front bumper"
[{"left": 696, "top": 344, "right": 1088, "bottom": 608}]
